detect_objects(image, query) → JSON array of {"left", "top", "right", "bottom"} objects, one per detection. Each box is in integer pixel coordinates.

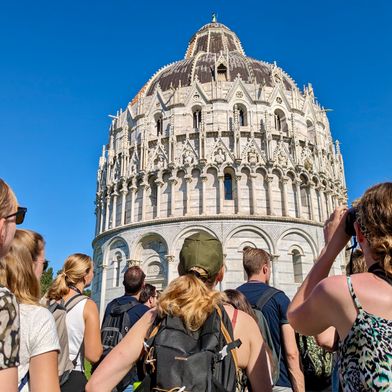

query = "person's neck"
[
  {"left": 125, "top": 292, "right": 140, "bottom": 300},
  {"left": 69, "top": 282, "right": 85, "bottom": 294},
  {"left": 248, "top": 274, "right": 267, "bottom": 284}
]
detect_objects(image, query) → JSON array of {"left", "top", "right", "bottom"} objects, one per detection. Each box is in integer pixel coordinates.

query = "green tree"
[{"left": 40, "top": 267, "right": 54, "bottom": 295}]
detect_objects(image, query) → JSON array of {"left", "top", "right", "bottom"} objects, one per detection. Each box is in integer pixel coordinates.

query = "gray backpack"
[
  {"left": 42, "top": 294, "right": 88, "bottom": 385},
  {"left": 252, "top": 287, "right": 282, "bottom": 385}
]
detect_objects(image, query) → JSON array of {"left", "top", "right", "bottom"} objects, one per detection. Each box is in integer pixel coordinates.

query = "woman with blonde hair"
[
  {"left": 0, "top": 178, "right": 27, "bottom": 391},
  {"left": 46, "top": 253, "right": 102, "bottom": 392},
  {"left": 86, "top": 232, "right": 272, "bottom": 392},
  {"left": 288, "top": 182, "right": 392, "bottom": 391},
  {"left": 1, "top": 229, "right": 60, "bottom": 391}
]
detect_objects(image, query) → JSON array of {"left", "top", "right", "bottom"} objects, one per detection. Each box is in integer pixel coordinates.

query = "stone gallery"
[{"left": 91, "top": 18, "right": 347, "bottom": 315}]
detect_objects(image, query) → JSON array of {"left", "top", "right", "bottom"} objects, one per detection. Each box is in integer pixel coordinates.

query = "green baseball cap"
[{"left": 179, "top": 232, "right": 223, "bottom": 279}]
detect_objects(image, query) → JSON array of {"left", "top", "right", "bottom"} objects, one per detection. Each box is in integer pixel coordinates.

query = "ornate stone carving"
[{"left": 214, "top": 148, "right": 226, "bottom": 165}]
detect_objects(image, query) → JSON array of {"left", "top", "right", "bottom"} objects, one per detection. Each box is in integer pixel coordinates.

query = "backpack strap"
[
  {"left": 255, "top": 287, "right": 282, "bottom": 311},
  {"left": 18, "top": 371, "right": 29, "bottom": 391}
]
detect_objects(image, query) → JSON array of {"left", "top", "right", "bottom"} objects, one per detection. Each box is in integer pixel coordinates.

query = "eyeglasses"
[
  {"left": 43, "top": 260, "right": 49, "bottom": 272},
  {"left": 4, "top": 207, "right": 27, "bottom": 225}
]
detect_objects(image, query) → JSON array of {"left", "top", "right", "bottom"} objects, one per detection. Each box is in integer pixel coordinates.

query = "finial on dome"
[{"left": 212, "top": 12, "right": 217, "bottom": 23}]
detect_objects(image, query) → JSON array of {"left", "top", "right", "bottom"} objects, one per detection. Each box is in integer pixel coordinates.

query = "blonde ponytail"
[
  {"left": 157, "top": 274, "right": 223, "bottom": 331},
  {"left": 47, "top": 253, "right": 92, "bottom": 300}
]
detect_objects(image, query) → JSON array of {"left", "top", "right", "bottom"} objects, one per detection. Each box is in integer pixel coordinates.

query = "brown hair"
[
  {"left": 224, "top": 289, "right": 258, "bottom": 322},
  {"left": 123, "top": 266, "right": 145, "bottom": 295},
  {"left": 356, "top": 182, "right": 392, "bottom": 276},
  {"left": 0, "top": 230, "right": 41, "bottom": 304},
  {"left": 15, "top": 229, "right": 45, "bottom": 262},
  {"left": 243, "top": 246, "right": 271, "bottom": 277},
  {"left": 345, "top": 249, "right": 367, "bottom": 275},
  {"left": 47, "top": 253, "right": 92, "bottom": 301},
  {"left": 0, "top": 178, "right": 17, "bottom": 218}
]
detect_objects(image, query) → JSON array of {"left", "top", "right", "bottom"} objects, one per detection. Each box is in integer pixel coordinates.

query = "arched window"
[
  {"left": 274, "top": 109, "right": 287, "bottom": 133},
  {"left": 193, "top": 110, "right": 201, "bottom": 130},
  {"left": 239, "top": 109, "right": 245, "bottom": 126},
  {"left": 217, "top": 63, "right": 227, "bottom": 82},
  {"left": 292, "top": 249, "right": 303, "bottom": 283},
  {"left": 224, "top": 173, "right": 233, "bottom": 200},
  {"left": 156, "top": 117, "right": 163, "bottom": 136}
]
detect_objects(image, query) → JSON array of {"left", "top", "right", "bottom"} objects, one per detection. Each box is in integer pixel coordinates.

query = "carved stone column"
[
  {"left": 155, "top": 179, "right": 163, "bottom": 219},
  {"left": 130, "top": 182, "right": 137, "bottom": 223},
  {"left": 250, "top": 173, "right": 257, "bottom": 215},
  {"left": 218, "top": 174, "right": 225, "bottom": 214},
  {"left": 112, "top": 191, "right": 118, "bottom": 228},
  {"left": 141, "top": 181, "right": 148, "bottom": 222},
  {"left": 266, "top": 175, "right": 274, "bottom": 216},
  {"left": 99, "top": 264, "right": 108, "bottom": 322},
  {"left": 281, "top": 176, "right": 289, "bottom": 217},
  {"left": 127, "top": 259, "right": 141, "bottom": 267},
  {"left": 271, "top": 254, "right": 279, "bottom": 288},
  {"left": 316, "top": 185, "right": 324, "bottom": 222},
  {"left": 105, "top": 193, "right": 111, "bottom": 231},
  {"left": 235, "top": 174, "right": 242, "bottom": 214},
  {"left": 169, "top": 177, "right": 177, "bottom": 217},
  {"left": 200, "top": 175, "right": 208, "bottom": 215},
  {"left": 166, "top": 254, "right": 177, "bottom": 283},
  {"left": 184, "top": 175, "right": 192, "bottom": 216},
  {"left": 120, "top": 182, "right": 128, "bottom": 226},
  {"left": 308, "top": 182, "right": 315, "bottom": 221},
  {"left": 295, "top": 180, "right": 302, "bottom": 218},
  {"left": 99, "top": 196, "right": 104, "bottom": 234}
]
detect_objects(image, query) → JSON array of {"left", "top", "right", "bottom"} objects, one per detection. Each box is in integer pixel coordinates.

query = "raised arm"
[
  {"left": 83, "top": 299, "right": 103, "bottom": 364},
  {"left": 86, "top": 309, "right": 156, "bottom": 392}
]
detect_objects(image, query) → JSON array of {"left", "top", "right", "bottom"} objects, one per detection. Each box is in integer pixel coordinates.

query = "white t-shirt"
[{"left": 19, "top": 304, "right": 60, "bottom": 392}]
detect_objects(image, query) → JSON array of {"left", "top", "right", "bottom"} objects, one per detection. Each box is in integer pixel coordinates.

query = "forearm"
[{"left": 286, "top": 356, "right": 305, "bottom": 392}]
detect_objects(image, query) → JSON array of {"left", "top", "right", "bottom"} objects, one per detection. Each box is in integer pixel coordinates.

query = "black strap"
[
  {"left": 368, "top": 262, "right": 392, "bottom": 285},
  {"left": 68, "top": 285, "right": 83, "bottom": 295},
  {"left": 18, "top": 371, "right": 29, "bottom": 391},
  {"left": 255, "top": 286, "right": 282, "bottom": 311}
]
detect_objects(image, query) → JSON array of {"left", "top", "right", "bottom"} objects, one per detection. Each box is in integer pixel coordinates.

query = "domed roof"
[{"left": 136, "top": 19, "right": 298, "bottom": 101}]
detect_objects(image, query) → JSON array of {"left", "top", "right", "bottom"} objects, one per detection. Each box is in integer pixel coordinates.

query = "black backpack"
[
  {"left": 251, "top": 287, "right": 282, "bottom": 385},
  {"left": 92, "top": 298, "right": 139, "bottom": 391},
  {"left": 136, "top": 305, "right": 242, "bottom": 392}
]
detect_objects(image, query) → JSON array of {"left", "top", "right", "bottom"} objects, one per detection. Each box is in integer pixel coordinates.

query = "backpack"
[
  {"left": 252, "top": 287, "right": 282, "bottom": 385},
  {"left": 92, "top": 298, "right": 139, "bottom": 391},
  {"left": 297, "top": 334, "right": 333, "bottom": 391},
  {"left": 41, "top": 294, "right": 88, "bottom": 385},
  {"left": 136, "top": 305, "right": 242, "bottom": 392}
]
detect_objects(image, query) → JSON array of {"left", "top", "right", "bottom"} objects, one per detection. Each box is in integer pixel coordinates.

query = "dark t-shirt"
[{"left": 237, "top": 282, "right": 292, "bottom": 388}]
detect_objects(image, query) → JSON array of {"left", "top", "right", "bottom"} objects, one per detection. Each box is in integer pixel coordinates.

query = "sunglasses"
[
  {"left": 43, "top": 260, "right": 49, "bottom": 272},
  {"left": 4, "top": 207, "right": 27, "bottom": 225}
]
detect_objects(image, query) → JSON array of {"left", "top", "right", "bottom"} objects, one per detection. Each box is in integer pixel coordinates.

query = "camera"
[{"left": 345, "top": 207, "right": 357, "bottom": 237}]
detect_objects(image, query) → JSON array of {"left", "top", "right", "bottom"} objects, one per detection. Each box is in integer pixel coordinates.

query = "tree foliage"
[{"left": 40, "top": 267, "right": 54, "bottom": 295}]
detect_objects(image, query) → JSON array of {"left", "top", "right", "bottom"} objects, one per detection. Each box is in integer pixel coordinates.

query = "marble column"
[
  {"left": 235, "top": 175, "right": 242, "bottom": 214},
  {"left": 130, "top": 183, "right": 137, "bottom": 223},
  {"left": 155, "top": 179, "right": 163, "bottom": 219},
  {"left": 316, "top": 186, "right": 324, "bottom": 222},
  {"left": 200, "top": 175, "right": 207, "bottom": 215},
  {"left": 295, "top": 180, "right": 302, "bottom": 219},
  {"left": 105, "top": 194, "right": 111, "bottom": 231},
  {"left": 141, "top": 182, "right": 147, "bottom": 222},
  {"left": 271, "top": 255, "right": 279, "bottom": 288},
  {"left": 218, "top": 174, "right": 225, "bottom": 214},
  {"left": 166, "top": 255, "right": 177, "bottom": 284},
  {"left": 99, "top": 197, "right": 104, "bottom": 234},
  {"left": 308, "top": 182, "right": 315, "bottom": 221},
  {"left": 184, "top": 175, "right": 192, "bottom": 216},
  {"left": 99, "top": 264, "right": 108, "bottom": 322},
  {"left": 120, "top": 183, "right": 128, "bottom": 226},
  {"left": 266, "top": 175, "right": 274, "bottom": 216},
  {"left": 112, "top": 192, "right": 118, "bottom": 228},
  {"left": 169, "top": 177, "right": 177, "bottom": 217},
  {"left": 281, "top": 176, "right": 289, "bottom": 217},
  {"left": 250, "top": 174, "right": 257, "bottom": 215}
]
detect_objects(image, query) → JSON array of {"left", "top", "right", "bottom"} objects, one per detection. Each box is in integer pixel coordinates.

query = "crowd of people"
[{"left": 0, "top": 176, "right": 391, "bottom": 392}]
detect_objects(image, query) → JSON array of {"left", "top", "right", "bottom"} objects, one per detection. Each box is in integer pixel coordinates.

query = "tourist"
[
  {"left": 139, "top": 283, "right": 157, "bottom": 308},
  {"left": 237, "top": 247, "right": 304, "bottom": 392},
  {"left": 288, "top": 182, "right": 392, "bottom": 390},
  {"left": 1, "top": 229, "right": 60, "bottom": 391},
  {"left": 0, "top": 178, "right": 26, "bottom": 390},
  {"left": 46, "top": 253, "right": 102, "bottom": 391},
  {"left": 99, "top": 266, "right": 150, "bottom": 392},
  {"left": 86, "top": 232, "right": 272, "bottom": 392}
]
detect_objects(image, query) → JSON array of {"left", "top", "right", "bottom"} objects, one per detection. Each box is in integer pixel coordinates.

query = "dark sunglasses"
[
  {"left": 43, "top": 260, "right": 49, "bottom": 272},
  {"left": 4, "top": 207, "right": 27, "bottom": 225}
]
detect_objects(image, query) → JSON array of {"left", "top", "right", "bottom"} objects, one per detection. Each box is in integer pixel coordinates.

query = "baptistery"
[{"left": 91, "top": 18, "right": 347, "bottom": 315}]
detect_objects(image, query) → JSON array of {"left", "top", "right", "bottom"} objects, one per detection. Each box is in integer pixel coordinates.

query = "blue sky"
[{"left": 1, "top": 0, "right": 391, "bottom": 273}]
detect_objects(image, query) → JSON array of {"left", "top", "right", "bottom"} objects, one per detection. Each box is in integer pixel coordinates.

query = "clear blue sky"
[{"left": 1, "top": 0, "right": 391, "bottom": 273}]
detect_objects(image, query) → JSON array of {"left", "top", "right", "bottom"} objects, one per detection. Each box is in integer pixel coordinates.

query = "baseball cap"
[{"left": 179, "top": 232, "right": 223, "bottom": 279}]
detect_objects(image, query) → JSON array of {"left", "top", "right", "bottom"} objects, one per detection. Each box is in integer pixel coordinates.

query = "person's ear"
[
  {"left": 354, "top": 222, "right": 365, "bottom": 244},
  {"left": 216, "top": 265, "right": 225, "bottom": 283},
  {"left": 262, "top": 264, "right": 268, "bottom": 275}
]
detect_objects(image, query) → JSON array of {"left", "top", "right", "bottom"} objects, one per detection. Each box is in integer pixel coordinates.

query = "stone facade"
[{"left": 91, "top": 20, "right": 347, "bottom": 317}]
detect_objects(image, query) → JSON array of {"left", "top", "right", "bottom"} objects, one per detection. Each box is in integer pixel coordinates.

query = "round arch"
[{"left": 276, "top": 228, "right": 318, "bottom": 260}]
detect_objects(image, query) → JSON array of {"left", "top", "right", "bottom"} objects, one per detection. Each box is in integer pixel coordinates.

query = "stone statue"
[
  {"left": 247, "top": 146, "right": 258, "bottom": 165},
  {"left": 183, "top": 147, "right": 194, "bottom": 166},
  {"left": 214, "top": 148, "right": 226, "bottom": 165}
]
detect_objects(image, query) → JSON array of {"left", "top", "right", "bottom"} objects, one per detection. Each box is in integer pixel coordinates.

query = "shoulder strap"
[
  {"left": 256, "top": 287, "right": 282, "bottom": 311},
  {"left": 64, "top": 294, "right": 88, "bottom": 313},
  {"left": 346, "top": 276, "right": 362, "bottom": 310},
  {"left": 231, "top": 308, "right": 238, "bottom": 330},
  {"left": 18, "top": 371, "right": 29, "bottom": 391}
]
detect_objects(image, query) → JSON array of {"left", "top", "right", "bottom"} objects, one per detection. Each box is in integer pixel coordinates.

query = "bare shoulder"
[
  {"left": 316, "top": 275, "right": 349, "bottom": 299},
  {"left": 85, "top": 298, "right": 99, "bottom": 311}
]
